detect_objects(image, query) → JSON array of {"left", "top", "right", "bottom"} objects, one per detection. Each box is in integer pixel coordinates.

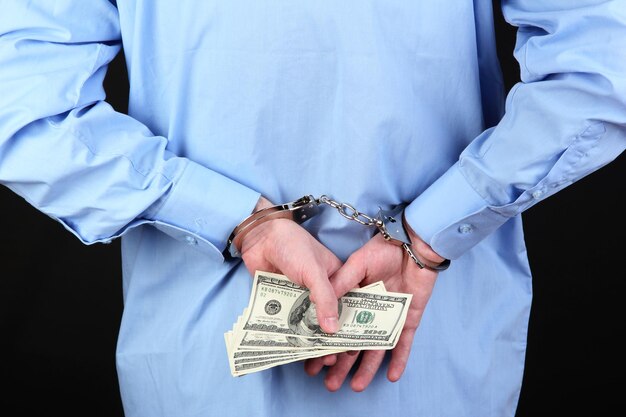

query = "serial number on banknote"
[
  {"left": 342, "top": 323, "right": 381, "bottom": 330},
  {"left": 258, "top": 288, "right": 298, "bottom": 298}
]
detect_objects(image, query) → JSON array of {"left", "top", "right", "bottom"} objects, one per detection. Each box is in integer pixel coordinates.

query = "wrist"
[
  {"left": 235, "top": 196, "right": 275, "bottom": 255},
  {"left": 224, "top": 195, "right": 321, "bottom": 258},
  {"left": 228, "top": 195, "right": 274, "bottom": 257},
  {"left": 402, "top": 215, "right": 448, "bottom": 270}
]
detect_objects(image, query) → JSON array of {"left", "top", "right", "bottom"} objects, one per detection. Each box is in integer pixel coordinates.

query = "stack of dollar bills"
[{"left": 224, "top": 270, "right": 413, "bottom": 377}]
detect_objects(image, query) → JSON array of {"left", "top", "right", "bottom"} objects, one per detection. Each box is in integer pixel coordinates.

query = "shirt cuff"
[
  {"left": 404, "top": 162, "right": 509, "bottom": 260},
  {"left": 148, "top": 158, "right": 261, "bottom": 258}
]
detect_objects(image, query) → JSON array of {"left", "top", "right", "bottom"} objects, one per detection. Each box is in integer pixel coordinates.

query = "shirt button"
[
  {"left": 532, "top": 190, "right": 544, "bottom": 200},
  {"left": 185, "top": 235, "right": 198, "bottom": 246},
  {"left": 458, "top": 224, "right": 473, "bottom": 234}
]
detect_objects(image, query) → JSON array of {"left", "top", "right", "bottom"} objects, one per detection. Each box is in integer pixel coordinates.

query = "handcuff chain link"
[
  {"left": 317, "top": 195, "right": 427, "bottom": 269},
  {"left": 317, "top": 195, "right": 383, "bottom": 229}
]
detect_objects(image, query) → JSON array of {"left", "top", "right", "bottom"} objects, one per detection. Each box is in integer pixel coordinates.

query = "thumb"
[
  {"left": 274, "top": 246, "right": 341, "bottom": 334},
  {"left": 253, "top": 219, "right": 342, "bottom": 334},
  {"left": 299, "top": 265, "right": 340, "bottom": 334}
]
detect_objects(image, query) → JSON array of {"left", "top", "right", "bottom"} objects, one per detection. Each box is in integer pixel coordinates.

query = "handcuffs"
[{"left": 225, "top": 195, "right": 450, "bottom": 271}]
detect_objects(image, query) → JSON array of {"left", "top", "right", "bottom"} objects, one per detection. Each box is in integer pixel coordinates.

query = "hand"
[
  {"left": 304, "top": 224, "right": 444, "bottom": 391},
  {"left": 238, "top": 197, "right": 343, "bottom": 334}
]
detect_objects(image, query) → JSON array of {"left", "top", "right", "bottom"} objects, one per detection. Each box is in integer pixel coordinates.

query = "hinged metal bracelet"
[
  {"left": 225, "top": 195, "right": 321, "bottom": 258},
  {"left": 376, "top": 204, "right": 451, "bottom": 271}
]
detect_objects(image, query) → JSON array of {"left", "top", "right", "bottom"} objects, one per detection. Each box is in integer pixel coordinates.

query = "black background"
[{"left": 1, "top": 4, "right": 624, "bottom": 416}]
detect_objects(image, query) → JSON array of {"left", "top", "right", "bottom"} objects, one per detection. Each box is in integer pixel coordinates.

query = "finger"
[
  {"left": 305, "top": 353, "right": 338, "bottom": 370},
  {"left": 387, "top": 327, "right": 417, "bottom": 382},
  {"left": 301, "top": 268, "right": 340, "bottom": 333},
  {"left": 350, "top": 350, "right": 386, "bottom": 392},
  {"left": 240, "top": 220, "right": 342, "bottom": 333},
  {"left": 304, "top": 356, "right": 327, "bottom": 377},
  {"left": 322, "top": 249, "right": 344, "bottom": 278},
  {"left": 323, "top": 354, "right": 338, "bottom": 366},
  {"left": 312, "top": 247, "right": 343, "bottom": 333},
  {"left": 275, "top": 246, "right": 340, "bottom": 334},
  {"left": 324, "top": 352, "right": 361, "bottom": 392},
  {"left": 330, "top": 251, "right": 367, "bottom": 298}
]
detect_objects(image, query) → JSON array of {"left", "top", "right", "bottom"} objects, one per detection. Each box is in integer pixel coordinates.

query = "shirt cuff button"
[
  {"left": 458, "top": 224, "right": 473, "bottom": 234},
  {"left": 185, "top": 235, "right": 198, "bottom": 245}
]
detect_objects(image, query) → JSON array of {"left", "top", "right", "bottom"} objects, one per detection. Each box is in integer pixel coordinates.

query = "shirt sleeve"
[
  {"left": 404, "top": 0, "right": 626, "bottom": 260},
  {"left": 0, "top": 1, "right": 260, "bottom": 260}
]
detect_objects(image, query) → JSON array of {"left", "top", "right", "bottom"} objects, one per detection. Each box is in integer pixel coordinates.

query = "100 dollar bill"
[{"left": 238, "top": 272, "right": 412, "bottom": 346}]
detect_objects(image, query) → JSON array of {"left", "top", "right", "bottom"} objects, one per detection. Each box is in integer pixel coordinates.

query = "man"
[{"left": 1, "top": 1, "right": 624, "bottom": 416}]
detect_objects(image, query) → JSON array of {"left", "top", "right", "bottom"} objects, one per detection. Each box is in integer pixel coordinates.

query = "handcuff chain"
[
  {"left": 316, "top": 195, "right": 449, "bottom": 271},
  {"left": 317, "top": 195, "right": 383, "bottom": 228},
  {"left": 317, "top": 195, "right": 427, "bottom": 269}
]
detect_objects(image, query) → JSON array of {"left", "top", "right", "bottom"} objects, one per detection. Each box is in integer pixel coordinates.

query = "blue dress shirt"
[{"left": 1, "top": 1, "right": 624, "bottom": 416}]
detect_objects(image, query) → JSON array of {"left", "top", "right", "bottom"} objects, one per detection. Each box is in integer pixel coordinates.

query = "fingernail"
[{"left": 324, "top": 317, "right": 339, "bottom": 333}]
